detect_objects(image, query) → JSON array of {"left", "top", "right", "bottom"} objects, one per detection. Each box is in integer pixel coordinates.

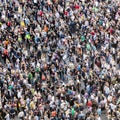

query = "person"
[{"left": 5, "top": 112, "right": 10, "bottom": 120}]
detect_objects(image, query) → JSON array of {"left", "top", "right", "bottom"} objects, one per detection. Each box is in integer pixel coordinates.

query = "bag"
[{"left": 42, "top": 74, "right": 46, "bottom": 80}]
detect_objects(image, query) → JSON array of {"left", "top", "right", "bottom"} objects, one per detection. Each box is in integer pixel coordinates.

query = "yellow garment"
[
  {"left": 20, "top": 21, "right": 25, "bottom": 27},
  {"left": 18, "top": 7, "right": 22, "bottom": 14},
  {"left": 76, "top": 103, "right": 80, "bottom": 107},
  {"left": 18, "top": 103, "right": 21, "bottom": 107},
  {"left": 30, "top": 101, "right": 35, "bottom": 109},
  {"left": 81, "top": 15, "right": 85, "bottom": 21},
  {"left": 0, "top": 22, "right": 2, "bottom": 26},
  {"left": 4, "top": 40, "right": 9, "bottom": 46}
]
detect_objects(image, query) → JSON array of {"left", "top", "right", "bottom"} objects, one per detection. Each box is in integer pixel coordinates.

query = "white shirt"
[
  {"left": 17, "top": 90, "right": 22, "bottom": 98},
  {"left": 5, "top": 114, "right": 10, "bottom": 120},
  {"left": 55, "top": 12, "right": 60, "bottom": 18},
  {"left": 97, "top": 117, "right": 101, "bottom": 120},
  {"left": 34, "top": 116, "right": 39, "bottom": 120},
  {"left": 107, "top": 95, "right": 112, "bottom": 102},
  {"left": 34, "top": 0, "right": 37, "bottom": 3},
  {"left": 109, "top": 103, "right": 116, "bottom": 111},
  {"left": 95, "top": 1, "right": 99, "bottom": 7},
  {"left": 104, "top": 86, "right": 110, "bottom": 94}
]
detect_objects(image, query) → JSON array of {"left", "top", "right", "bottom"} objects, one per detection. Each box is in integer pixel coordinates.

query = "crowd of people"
[{"left": 0, "top": 0, "right": 120, "bottom": 120}]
